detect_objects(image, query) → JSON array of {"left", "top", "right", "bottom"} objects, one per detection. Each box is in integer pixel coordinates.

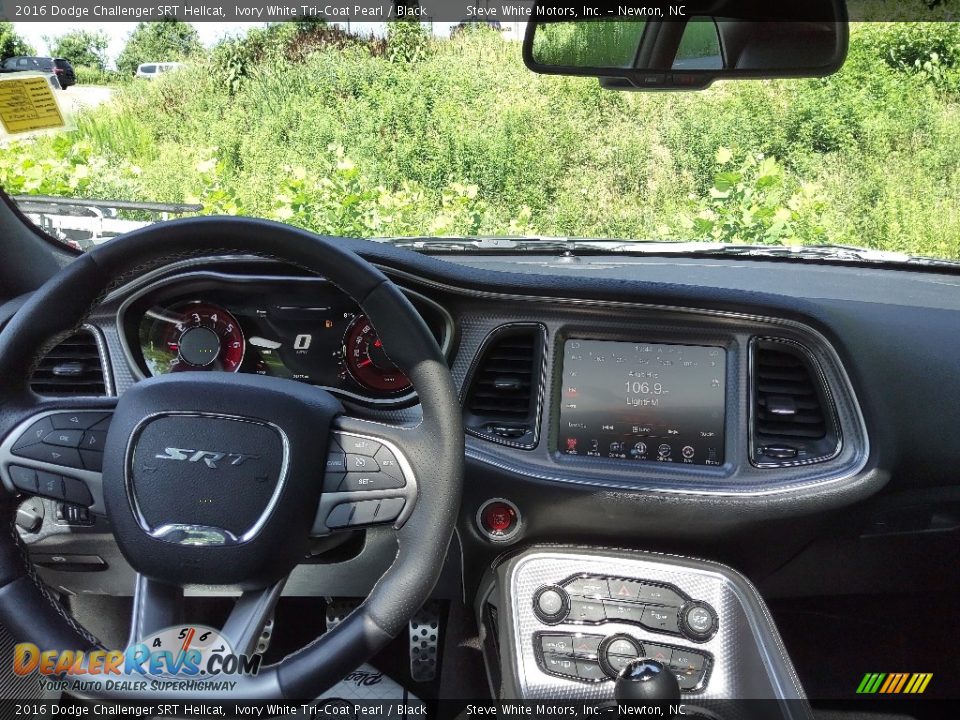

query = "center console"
[{"left": 477, "top": 546, "right": 810, "bottom": 717}]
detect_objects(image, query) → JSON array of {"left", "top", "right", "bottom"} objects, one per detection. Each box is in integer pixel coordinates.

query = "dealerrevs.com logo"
[{"left": 13, "top": 625, "right": 261, "bottom": 693}]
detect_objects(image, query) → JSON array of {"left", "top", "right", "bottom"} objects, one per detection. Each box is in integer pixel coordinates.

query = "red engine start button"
[{"left": 478, "top": 499, "right": 521, "bottom": 541}]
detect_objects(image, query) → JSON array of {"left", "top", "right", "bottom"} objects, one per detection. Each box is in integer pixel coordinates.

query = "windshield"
[{"left": 2, "top": 18, "right": 959, "bottom": 263}]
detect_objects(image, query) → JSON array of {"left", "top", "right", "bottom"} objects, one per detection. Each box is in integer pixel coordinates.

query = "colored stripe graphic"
[{"left": 857, "top": 672, "right": 932, "bottom": 694}]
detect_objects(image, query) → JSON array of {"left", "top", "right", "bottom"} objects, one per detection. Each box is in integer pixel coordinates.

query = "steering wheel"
[{"left": 0, "top": 217, "right": 464, "bottom": 699}]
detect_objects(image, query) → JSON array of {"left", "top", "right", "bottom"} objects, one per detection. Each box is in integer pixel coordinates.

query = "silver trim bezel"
[{"left": 124, "top": 411, "right": 291, "bottom": 546}]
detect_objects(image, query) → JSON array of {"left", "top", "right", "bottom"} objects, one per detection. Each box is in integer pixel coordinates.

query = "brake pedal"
[{"left": 409, "top": 603, "right": 441, "bottom": 682}]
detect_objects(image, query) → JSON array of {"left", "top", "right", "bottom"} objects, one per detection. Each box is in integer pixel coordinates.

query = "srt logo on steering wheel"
[{"left": 155, "top": 447, "right": 261, "bottom": 469}]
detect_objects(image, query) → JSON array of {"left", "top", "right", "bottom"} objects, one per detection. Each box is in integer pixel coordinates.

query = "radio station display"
[{"left": 558, "top": 340, "right": 726, "bottom": 466}]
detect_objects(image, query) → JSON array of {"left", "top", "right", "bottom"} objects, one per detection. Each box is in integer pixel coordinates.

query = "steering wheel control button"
[
  {"left": 14, "top": 443, "right": 84, "bottom": 469},
  {"left": 322, "top": 472, "right": 345, "bottom": 492},
  {"left": 642, "top": 606, "right": 680, "bottom": 634},
  {"left": 79, "top": 450, "right": 103, "bottom": 472},
  {"left": 51, "top": 412, "right": 110, "bottom": 430},
  {"left": 539, "top": 634, "right": 573, "bottom": 655},
  {"left": 325, "top": 452, "right": 346, "bottom": 472},
  {"left": 43, "top": 429, "right": 83, "bottom": 448},
  {"left": 9, "top": 465, "right": 38, "bottom": 493},
  {"left": 346, "top": 454, "right": 379, "bottom": 472},
  {"left": 477, "top": 497, "right": 521, "bottom": 542},
  {"left": 325, "top": 498, "right": 407, "bottom": 528},
  {"left": 533, "top": 585, "right": 570, "bottom": 624},
  {"left": 374, "top": 447, "right": 404, "bottom": 480},
  {"left": 338, "top": 436, "right": 381, "bottom": 456},
  {"left": 62, "top": 477, "right": 93, "bottom": 506},
  {"left": 325, "top": 503, "right": 354, "bottom": 528},
  {"left": 679, "top": 602, "right": 718, "bottom": 641},
  {"left": 340, "top": 472, "right": 404, "bottom": 492},
  {"left": 79, "top": 430, "right": 106, "bottom": 452},
  {"left": 37, "top": 471, "right": 64, "bottom": 499},
  {"left": 12, "top": 418, "right": 54, "bottom": 451},
  {"left": 564, "top": 576, "right": 611, "bottom": 598},
  {"left": 637, "top": 583, "right": 685, "bottom": 607}
]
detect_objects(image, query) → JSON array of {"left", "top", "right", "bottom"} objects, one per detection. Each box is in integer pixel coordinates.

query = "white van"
[{"left": 134, "top": 62, "right": 185, "bottom": 79}]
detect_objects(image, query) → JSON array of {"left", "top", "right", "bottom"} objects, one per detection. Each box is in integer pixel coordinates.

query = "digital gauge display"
[{"left": 558, "top": 340, "right": 726, "bottom": 466}]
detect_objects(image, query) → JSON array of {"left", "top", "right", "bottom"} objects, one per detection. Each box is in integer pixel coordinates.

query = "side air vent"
[
  {"left": 463, "top": 324, "right": 545, "bottom": 448},
  {"left": 750, "top": 338, "right": 840, "bottom": 466},
  {"left": 31, "top": 329, "right": 108, "bottom": 397}
]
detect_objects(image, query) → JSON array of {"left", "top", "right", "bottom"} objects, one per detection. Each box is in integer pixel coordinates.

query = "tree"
[
  {"left": 0, "top": 22, "right": 33, "bottom": 62},
  {"left": 46, "top": 29, "right": 109, "bottom": 69},
  {"left": 116, "top": 20, "right": 202, "bottom": 75}
]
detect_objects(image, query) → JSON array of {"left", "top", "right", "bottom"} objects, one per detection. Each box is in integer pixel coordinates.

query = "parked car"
[
  {"left": 134, "top": 62, "right": 185, "bottom": 79},
  {"left": 0, "top": 56, "right": 75, "bottom": 88}
]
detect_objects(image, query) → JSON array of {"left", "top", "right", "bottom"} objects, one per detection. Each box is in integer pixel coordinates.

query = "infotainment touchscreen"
[{"left": 558, "top": 340, "right": 725, "bottom": 466}]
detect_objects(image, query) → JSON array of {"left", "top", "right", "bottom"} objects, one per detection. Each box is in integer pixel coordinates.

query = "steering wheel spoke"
[
  {"left": 311, "top": 415, "right": 422, "bottom": 536},
  {"left": 0, "top": 402, "right": 116, "bottom": 514}
]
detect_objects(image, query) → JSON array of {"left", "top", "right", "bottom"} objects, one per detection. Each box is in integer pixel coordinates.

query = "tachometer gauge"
[
  {"left": 141, "top": 301, "right": 245, "bottom": 375},
  {"left": 343, "top": 314, "right": 412, "bottom": 393}
]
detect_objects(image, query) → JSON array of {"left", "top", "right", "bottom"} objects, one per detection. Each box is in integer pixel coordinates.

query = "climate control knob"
[
  {"left": 533, "top": 585, "right": 570, "bottom": 624},
  {"left": 679, "top": 601, "right": 718, "bottom": 641}
]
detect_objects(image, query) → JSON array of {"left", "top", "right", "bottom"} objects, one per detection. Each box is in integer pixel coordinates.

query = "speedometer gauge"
[
  {"left": 140, "top": 301, "right": 245, "bottom": 376},
  {"left": 343, "top": 314, "right": 412, "bottom": 393}
]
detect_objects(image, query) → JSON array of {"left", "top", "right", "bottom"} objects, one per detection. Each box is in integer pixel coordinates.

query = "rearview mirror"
[{"left": 522, "top": 0, "right": 848, "bottom": 91}]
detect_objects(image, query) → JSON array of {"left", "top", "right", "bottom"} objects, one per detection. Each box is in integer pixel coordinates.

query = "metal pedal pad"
[
  {"left": 256, "top": 617, "right": 274, "bottom": 655},
  {"left": 409, "top": 603, "right": 441, "bottom": 682},
  {"left": 325, "top": 598, "right": 361, "bottom": 632}
]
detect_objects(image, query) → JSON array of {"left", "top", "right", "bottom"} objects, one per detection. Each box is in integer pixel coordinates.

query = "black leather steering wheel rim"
[{"left": 0, "top": 217, "right": 464, "bottom": 699}]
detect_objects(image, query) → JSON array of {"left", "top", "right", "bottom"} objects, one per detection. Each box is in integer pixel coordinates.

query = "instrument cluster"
[{"left": 121, "top": 272, "right": 453, "bottom": 405}]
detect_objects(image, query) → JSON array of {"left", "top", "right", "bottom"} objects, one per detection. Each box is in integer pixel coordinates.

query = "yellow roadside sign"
[{"left": 0, "top": 76, "right": 66, "bottom": 135}]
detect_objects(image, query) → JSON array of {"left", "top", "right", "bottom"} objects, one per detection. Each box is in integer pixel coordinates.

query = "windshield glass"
[{"left": 2, "top": 17, "right": 959, "bottom": 262}]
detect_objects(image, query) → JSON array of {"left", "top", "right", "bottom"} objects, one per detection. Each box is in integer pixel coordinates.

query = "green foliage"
[
  {"left": 73, "top": 65, "right": 127, "bottom": 86},
  {"left": 46, "top": 29, "right": 109, "bottom": 70},
  {"left": 387, "top": 22, "right": 430, "bottom": 63},
  {"left": 5, "top": 23, "right": 960, "bottom": 260},
  {"left": 677, "top": 149, "right": 827, "bottom": 245},
  {"left": 116, "top": 20, "right": 203, "bottom": 76},
  {"left": 531, "top": 21, "right": 645, "bottom": 68},
  {"left": 0, "top": 21, "right": 33, "bottom": 61}
]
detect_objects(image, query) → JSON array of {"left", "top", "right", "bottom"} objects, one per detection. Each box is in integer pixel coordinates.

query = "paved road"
[{"left": 60, "top": 85, "right": 114, "bottom": 115}]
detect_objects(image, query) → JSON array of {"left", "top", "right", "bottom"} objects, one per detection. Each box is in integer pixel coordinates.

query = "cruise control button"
[
  {"left": 571, "top": 634, "right": 602, "bottom": 658},
  {"left": 43, "top": 430, "right": 83, "bottom": 448},
  {"left": 603, "top": 601, "right": 645, "bottom": 624},
  {"left": 642, "top": 606, "right": 680, "bottom": 633},
  {"left": 325, "top": 453, "right": 346, "bottom": 472},
  {"left": 540, "top": 634, "right": 573, "bottom": 656},
  {"left": 80, "top": 450, "right": 102, "bottom": 472},
  {"left": 51, "top": 413, "right": 110, "bottom": 430},
  {"left": 346, "top": 454, "right": 378, "bottom": 472},
  {"left": 9, "top": 465, "right": 38, "bottom": 493},
  {"left": 374, "top": 447, "right": 403, "bottom": 480},
  {"left": 637, "top": 584, "right": 685, "bottom": 607},
  {"left": 12, "top": 418, "right": 54, "bottom": 451},
  {"left": 339, "top": 472, "right": 404, "bottom": 492},
  {"left": 643, "top": 644, "right": 674, "bottom": 664},
  {"left": 541, "top": 654, "right": 577, "bottom": 678},
  {"left": 62, "top": 477, "right": 92, "bottom": 507},
  {"left": 575, "top": 659, "right": 606, "bottom": 681},
  {"left": 565, "top": 576, "right": 610, "bottom": 598},
  {"left": 79, "top": 431, "right": 107, "bottom": 452},
  {"left": 339, "top": 436, "right": 381, "bottom": 456},
  {"left": 36, "top": 472, "right": 64, "bottom": 500},
  {"left": 14, "top": 444, "right": 83, "bottom": 469},
  {"left": 568, "top": 599, "right": 605, "bottom": 623}
]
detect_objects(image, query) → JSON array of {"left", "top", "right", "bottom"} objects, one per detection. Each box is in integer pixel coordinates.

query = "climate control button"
[
  {"left": 533, "top": 585, "right": 570, "bottom": 624},
  {"left": 679, "top": 601, "right": 718, "bottom": 641}
]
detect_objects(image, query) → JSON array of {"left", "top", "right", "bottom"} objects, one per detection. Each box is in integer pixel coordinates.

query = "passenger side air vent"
[
  {"left": 750, "top": 338, "right": 839, "bottom": 466},
  {"left": 30, "top": 330, "right": 108, "bottom": 397},
  {"left": 463, "top": 324, "right": 545, "bottom": 448}
]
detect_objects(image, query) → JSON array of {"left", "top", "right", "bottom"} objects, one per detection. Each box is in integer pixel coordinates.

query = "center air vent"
[
  {"left": 750, "top": 338, "right": 839, "bottom": 466},
  {"left": 463, "top": 324, "right": 545, "bottom": 448},
  {"left": 30, "top": 329, "right": 108, "bottom": 397}
]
